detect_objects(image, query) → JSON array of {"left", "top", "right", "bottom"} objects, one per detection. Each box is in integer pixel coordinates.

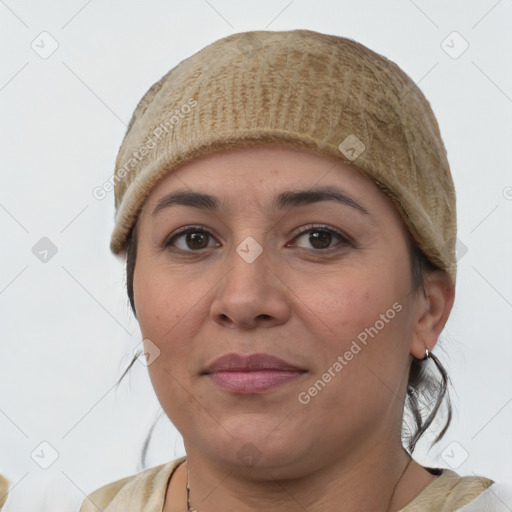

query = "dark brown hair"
[{"left": 118, "top": 216, "right": 453, "bottom": 467}]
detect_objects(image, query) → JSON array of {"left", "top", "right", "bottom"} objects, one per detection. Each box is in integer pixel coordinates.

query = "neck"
[{"left": 181, "top": 437, "right": 418, "bottom": 512}]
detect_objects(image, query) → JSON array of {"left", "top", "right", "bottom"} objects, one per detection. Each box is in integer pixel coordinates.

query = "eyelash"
[{"left": 163, "top": 224, "right": 353, "bottom": 253}]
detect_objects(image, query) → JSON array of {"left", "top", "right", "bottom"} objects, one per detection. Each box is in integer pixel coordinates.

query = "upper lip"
[{"left": 202, "top": 353, "right": 306, "bottom": 374}]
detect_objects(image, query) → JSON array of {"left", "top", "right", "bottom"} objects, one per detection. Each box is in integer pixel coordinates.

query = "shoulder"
[
  {"left": 79, "top": 456, "right": 186, "bottom": 512},
  {"left": 442, "top": 469, "right": 495, "bottom": 510},
  {"left": 456, "top": 480, "right": 512, "bottom": 511},
  {"left": 0, "top": 473, "right": 9, "bottom": 509},
  {"left": 401, "top": 468, "right": 495, "bottom": 512}
]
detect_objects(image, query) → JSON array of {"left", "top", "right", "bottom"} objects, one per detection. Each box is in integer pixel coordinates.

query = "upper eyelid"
[
  {"left": 290, "top": 224, "right": 350, "bottom": 243},
  {"left": 165, "top": 224, "right": 351, "bottom": 248}
]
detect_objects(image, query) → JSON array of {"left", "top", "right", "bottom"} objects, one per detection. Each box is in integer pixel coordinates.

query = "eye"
[
  {"left": 164, "top": 224, "right": 352, "bottom": 253},
  {"left": 164, "top": 226, "right": 219, "bottom": 252},
  {"left": 289, "top": 224, "right": 352, "bottom": 250}
]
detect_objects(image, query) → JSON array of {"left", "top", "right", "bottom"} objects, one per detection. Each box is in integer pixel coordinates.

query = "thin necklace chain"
[{"left": 186, "top": 455, "right": 413, "bottom": 512}]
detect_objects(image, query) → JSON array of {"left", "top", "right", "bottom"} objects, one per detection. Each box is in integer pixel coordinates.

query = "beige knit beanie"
[{"left": 109, "top": 29, "right": 457, "bottom": 285}]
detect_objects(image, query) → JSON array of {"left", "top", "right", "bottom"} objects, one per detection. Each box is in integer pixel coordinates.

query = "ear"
[{"left": 409, "top": 270, "right": 455, "bottom": 360}]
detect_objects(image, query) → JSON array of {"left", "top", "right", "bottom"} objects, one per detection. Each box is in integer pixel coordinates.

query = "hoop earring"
[{"left": 424, "top": 348, "right": 430, "bottom": 360}]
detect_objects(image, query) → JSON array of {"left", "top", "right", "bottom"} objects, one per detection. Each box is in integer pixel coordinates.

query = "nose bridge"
[
  {"left": 235, "top": 234, "right": 266, "bottom": 265},
  {"left": 209, "top": 231, "right": 290, "bottom": 328},
  {"left": 227, "top": 233, "right": 271, "bottom": 294}
]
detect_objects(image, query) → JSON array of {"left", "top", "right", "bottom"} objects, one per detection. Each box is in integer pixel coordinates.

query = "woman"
[{"left": 80, "top": 29, "right": 506, "bottom": 511}]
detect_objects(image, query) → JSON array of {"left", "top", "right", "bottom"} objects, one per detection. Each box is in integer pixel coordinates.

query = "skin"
[{"left": 132, "top": 144, "right": 455, "bottom": 512}]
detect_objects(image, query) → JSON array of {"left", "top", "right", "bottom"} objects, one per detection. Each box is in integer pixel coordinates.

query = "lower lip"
[{"left": 206, "top": 370, "right": 306, "bottom": 393}]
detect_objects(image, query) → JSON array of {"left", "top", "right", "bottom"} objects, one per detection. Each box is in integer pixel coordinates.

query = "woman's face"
[{"left": 133, "top": 144, "right": 439, "bottom": 476}]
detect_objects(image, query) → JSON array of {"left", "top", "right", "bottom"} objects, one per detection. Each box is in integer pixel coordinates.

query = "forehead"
[
  {"left": 132, "top": 145, "right": 414, "bottom": 256},
  {"left": 136, "top": 144, "right": 413, "bottom": 249},
  {"left": 144, "top": 144, "right": 383, "bottom": 209}
]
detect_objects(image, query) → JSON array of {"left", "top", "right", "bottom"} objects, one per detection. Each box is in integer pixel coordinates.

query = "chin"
[{"left": 198, "top": 418, "right": 311, "bottom": 473}]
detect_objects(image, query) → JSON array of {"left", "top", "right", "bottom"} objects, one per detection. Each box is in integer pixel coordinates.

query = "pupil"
[
  {"left": 310, "top": 231, "right": 331, "bottom": 249},
  {"left": 188, "top": 233, "right": 207, "bottom": 250}
]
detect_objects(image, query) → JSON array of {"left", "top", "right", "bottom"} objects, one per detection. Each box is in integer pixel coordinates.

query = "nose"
[{"left": 209, "top": 238, "right": 291, "bottom": 330}]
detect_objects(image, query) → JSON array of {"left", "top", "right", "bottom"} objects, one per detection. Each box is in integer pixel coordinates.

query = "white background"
[{"left": 0, "top": 1, "right": 511, "bottom": 510}]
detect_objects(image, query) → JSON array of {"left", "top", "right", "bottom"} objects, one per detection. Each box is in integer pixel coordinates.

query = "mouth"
[{"left": 202, "top": 352, "right": 308, "bottom": 394}]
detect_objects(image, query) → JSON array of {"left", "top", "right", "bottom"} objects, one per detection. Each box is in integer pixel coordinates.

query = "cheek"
[
  {"left": 300, "top": 267, "right": 410, "bottom": 399},
  {"left": 133, "top": 254, "right": 211, "bottom": 354},
  {"left": 307, "top": 268, "right": 404, "bottom": 345},
  {"left": 134, "top": 268, "right": 165, "bottom": 334},
  {"left": 133, "top": 262, "right": 205, "bottom": 422},
  {"left": 133, "top": 250, "right": 177, "bottom": 346},
  {"left": 135, "top": 272, "right": 185, "bottom": 343}
]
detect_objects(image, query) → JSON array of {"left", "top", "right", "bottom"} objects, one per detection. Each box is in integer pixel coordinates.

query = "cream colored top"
[
  {"left": 0, "top": 474, "right": 9, "bottom": 510},
  {"left": 79, "top": 456, "right": 494, "bottom": 512}
]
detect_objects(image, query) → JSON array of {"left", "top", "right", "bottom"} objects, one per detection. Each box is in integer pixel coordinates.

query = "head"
[{"left": 112, "top": 29, "right": 457, "bottom": 467}]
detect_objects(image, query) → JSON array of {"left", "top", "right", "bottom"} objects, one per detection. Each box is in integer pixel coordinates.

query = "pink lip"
[{"left": 202, "top": 353, "right": 307, "bottom": 394}]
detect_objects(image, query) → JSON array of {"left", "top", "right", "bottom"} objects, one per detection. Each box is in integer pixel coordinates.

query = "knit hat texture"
[{"left": 110, "top": 29, "right": 457, "bottom": 285}]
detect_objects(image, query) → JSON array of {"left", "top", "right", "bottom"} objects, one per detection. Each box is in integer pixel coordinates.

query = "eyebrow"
[{"left": 151, "top": 186, "right": 370, "bottom": 216}]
